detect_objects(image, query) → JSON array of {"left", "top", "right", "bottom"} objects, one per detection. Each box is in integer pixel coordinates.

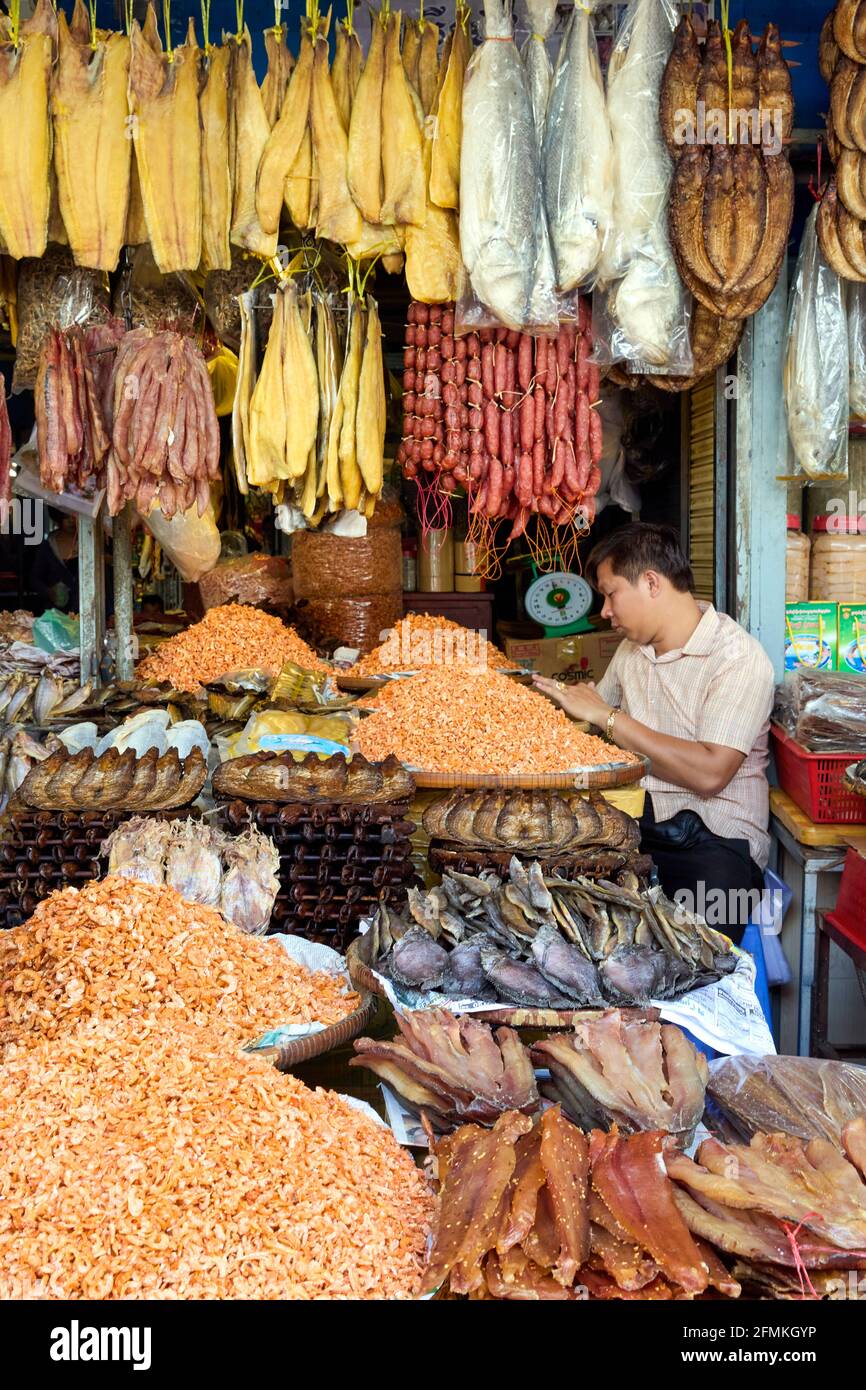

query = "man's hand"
[{"left": 532, "top": 674, "right": 612, "bottom": 727}]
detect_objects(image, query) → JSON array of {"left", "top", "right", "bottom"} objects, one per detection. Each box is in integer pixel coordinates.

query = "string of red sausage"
[{"left": 396, "top": 300, "right": 604, "bottom": 539}]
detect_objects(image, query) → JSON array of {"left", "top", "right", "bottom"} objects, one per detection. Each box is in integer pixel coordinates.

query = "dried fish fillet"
[
  {"left": 256, "top": 26, "right": 314, "bottom": 238},
  {"left": 229, "top": 28, "right": 278, "bottom": 258},
  {"left": 199, "top": 43, "right": 232, "bottom": 272},
  {"left": 348, "top": 13, "right": 386, "bottom": 223},
  {"left": 0, "top": 0, "right": 55, "bottom": 260},
  {"left": 380, "top": 11, "right": 427, "bottom": 228}
]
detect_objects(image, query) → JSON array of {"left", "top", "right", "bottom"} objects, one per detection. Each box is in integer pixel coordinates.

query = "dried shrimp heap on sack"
[
  {"left": 0, "top": 1016, "right": 435, "bottom": 1299},
  {"left": 350, "top": 612, "right": 512, "bottom": 675},
  {"left": 355, "top": 665, "right": 639, "bottom": 774},
  {"left": 136, "top": 604, "right": 326, "bottom": 691},
  {"left": 0, "top": 875, "right": 358, "bottom": 1059},
  {"left": 397, "top": 301, "right": 603, "bottom": 533}
]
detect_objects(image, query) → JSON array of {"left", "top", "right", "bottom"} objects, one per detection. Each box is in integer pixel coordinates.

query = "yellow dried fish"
[
  {"left": 0, "top": 0, "right": 55, "bottom": 261},
  {"left": 417, "top": 20, "right": 440, "bottom": 116},
  {"left": 261, "top": 23, "right": 294, "bottom": 127},
  {"left": 381, "top": 12, "right": 427, "bottom": 228},
  {"left": 402, "top": 15, "right": 421, "bottom": 91},
  {"left": 247, "top": 288, "right": 288, "bottom": 488},
  {"left": 229, "top": 28, "right": 278, "bottom": 258},
  {"left": 429, "top": 19, "right": 470, "bottom": 211},
  {"left": 283, "top": 282, "right": 320, "bottom": 481},
  {"left": 339, "top": 301, "right": 366, "bottom": 510},
  {"left": 356, "top": 294, "right": 386, "bottom": 498},
  {"left": 125, "top": 1, "right": 160, "bottom": 248},
  {"left": 257, "top": 26, "right": 314, "bottom": 238},
  {"left": 199, "top": 43, "right": 232, "bottom": 272},
  {"left": 310, "top": 33, "right": 363, "bottom": 246},
  {"left": 52, "top": 12, "right": 131, "bottom": 271},
  {"left": 348, "top": 12, "right": 386, "bottom": 224},
  {"left": 405, "top": 123, "right": 460, "bottom": 302},
  {"left": 129, "top": 19, "right": 202, "bottom": 272}
]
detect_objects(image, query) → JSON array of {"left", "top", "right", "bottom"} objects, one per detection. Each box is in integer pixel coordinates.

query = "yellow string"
[
  {"left": 88, "top": 0, "right": 98, "bottom": 47},
  {"left": 162, "top": 0, "right": 173, "bottom": 59},
  {"left": 200, "top": 0, "right": 211, "bottom": 50},
  {"left": 720, "top": 0, "right": 733, "bottom": 144}
]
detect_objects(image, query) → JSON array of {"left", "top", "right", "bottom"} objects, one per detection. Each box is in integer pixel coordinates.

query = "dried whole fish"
[
  {"left": 213, "top": 751, "right": 413, "bottom": 805},
  {"left": 388, "top": 927, "right": 450, "bottom": 992}
]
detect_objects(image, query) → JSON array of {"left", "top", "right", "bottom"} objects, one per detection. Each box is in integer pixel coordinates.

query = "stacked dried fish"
[
  {"left": 666, "top": 1121, "right": 866, "bottom": 1297},
  {"left": 534, "top": 1009, "right": 708, "bottom": 1142},
  {"left": 102, "top": 816, "right": 280, "bottom": 935},
  {"left": 421, "top": 1110, "right": 739, "bottom": 1300},
  {"left": 820, "top": 3, "right": 866, "bottom": 278},
  {"left": 352, "top": 1008, "right": 539, "bottom": 1129},
  {"left": 16, "top": 745, "right": 206, "bottom": 813},
  {"left": 366, "top": 857, "right": 735, "bottom": 1009},
  {"left": 0, "top": 670, "right": 89, "bottom": 726},
  {"left": 213, "top": 751, "right": 413, "bottom": 805},
  {"left": 422, "top": 788, "right": 639, "bottom": 856},
  {"left": 106, "top": 328, "right": 220, "bottom": 518},
  {"left": 663, "top": 17, "right": 794, "bottom": 320}
]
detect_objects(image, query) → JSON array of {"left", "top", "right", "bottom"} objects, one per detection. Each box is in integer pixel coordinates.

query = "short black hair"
[
  {"left": 586, "top": 523, "right": 694, "bottom": 593},
  {"left": 141, "top": 594, "right": 164, "bottom": 612}
]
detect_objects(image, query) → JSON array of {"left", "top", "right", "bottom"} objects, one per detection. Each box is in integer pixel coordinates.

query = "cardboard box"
[
  {"left": 503, "top": 631, "right": 623, "bottom": 684},
  {"left": 784, "top": 601, "right": 838, "bottom": 672},
  {"left": 838, "top": 603, "right": 866, "bottom": 675}
]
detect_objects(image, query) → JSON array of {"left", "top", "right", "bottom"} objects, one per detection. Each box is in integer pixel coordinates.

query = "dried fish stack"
[
  {"left": 15, "top": 745, "right": 207, "bottom": 814},
  {"left": 365, "top": 857, "right": 735, "bottom": 1009},
  {"left": 0, "top": 806, "right": 199, "bottom": 930},
  {"left": 352, "top": 1008, "right": 539, "bottom": 1129},
  {"left": 820, "top": 3, "right": 866, "bottom": 280},
  {"left": 663, "top": 17, "right": 795, "bottom": 320},
  {"left": 221, "top": 797, "right": 417, "bottom": 950},
  {"left": 213, "top": 751, "right": 414, "bottom": 805}
]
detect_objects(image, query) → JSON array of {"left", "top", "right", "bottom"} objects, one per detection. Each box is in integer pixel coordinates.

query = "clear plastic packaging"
[
  {"left": 593, "top": 0, "right": 690, "bottom": 373},
  {"left": 848, "top": 281, "right": 866, "bottom": 417},
  {"left": 786, "top": 515, "right": 811, "bottom": 603},
  {"left": 783, "top": 204, "right": 849, "bottom": 480},
  {"left": 542, "top": 0, "right": 612, "bottom": 294},
  {"left": 139, "top": 502, "right": 221, "bottom": 584},
  {"left": 774, "top": 670, "right": 866, "bottom": 751},
  {"left": 708, "top": 1055, "right": 866, "bottom": 1146},
  {"left": 292, "top": 528, "right": 402, "bottom": 601},
  {"left": 520, "top": 0, "right": 557, "bottom": 148},
  {"left": 12, "top": 248, "right": 110, "bottom": 392},
  {"left": 810, "top": 515, "right": 866, "bottom": 602},
  {"left": 458, "top": 0, "right": 558, "bottom": 333},
  {"left": 296, "top": 594, "right": 405, "bottom": 654},
  {"left": 198, "top": 555, "right": 295, "bottom": 611},
  {"left": 112, "top": 245, "right": 200, "bottom": 335}
]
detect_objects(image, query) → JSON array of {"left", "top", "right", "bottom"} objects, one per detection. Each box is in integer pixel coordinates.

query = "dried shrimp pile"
[
  {"left": 136, "top": 604, "right": 327, "bottom": 691},
  {"left": 350, "top": 613, "right": 513, "bottom": 675},
  {"left": 0, "top": 876, "right": 357, "bottom": 1059},
  {"left": 0, "top": 1015, "right": 434, "bottom": 1299},
  {"left": 355, "top": 666, "right": 640, "bottom": 774}
]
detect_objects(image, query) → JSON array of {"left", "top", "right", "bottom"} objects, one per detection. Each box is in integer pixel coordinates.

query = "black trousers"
[{"left": 639, "top": 799, "right": 765, "bottom": 946}]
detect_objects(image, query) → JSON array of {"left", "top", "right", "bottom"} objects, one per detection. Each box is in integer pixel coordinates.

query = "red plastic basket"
[
  {"left": 771, "top": 724, "right": 866, "bottom": 826},
  {"left": 826, "top": 848, "right": 866, "bottom": 952}
]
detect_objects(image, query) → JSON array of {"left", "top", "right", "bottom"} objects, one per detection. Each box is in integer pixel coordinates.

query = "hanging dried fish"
[{"left": 0, "top": 0, "right": 55, "bottom": 260}]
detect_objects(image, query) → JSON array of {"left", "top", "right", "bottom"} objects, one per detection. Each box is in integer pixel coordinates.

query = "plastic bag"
[
  {"left": 138, "top": 502, "right": 221, "bottom": 584},
  {"left": 12, "top": 248, "right": 110, "bottom": 393},
  {"left": 457, "top": 0, "right": 558, "bottom": 333},
  {"left": 773, "top": 670, "right": 866, "bottom": 751},
  {"left": 783, "top": 204, "right": 849, "bottom": 480},
  {"left": 521, "top": 0, "right": 557, "bottom": 149},
  {"left": 112, "top": 244, "right": 200, "bottom": 335},
  {"left": 32, "top": 608, "right": 80, "bottom": 654},
  {"left": 542, "top": 0, "right": 612, "bottom": 295},
  {"left": 707, "top": 1055, "right": 866, "bottom": 1147},
  {"left": 292, "top": 528, "right": 401, "bottom": 600},
  {"left": 848, "top": 282, "right": 866, "bottom": 418},
  {"left": 593, "top": 0, "right": 691, "bottom": 374},
  {"left": 198, "top": 554, "right": 294, "bottom": 611}
]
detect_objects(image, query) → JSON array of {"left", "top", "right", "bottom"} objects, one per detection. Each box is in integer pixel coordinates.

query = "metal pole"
[
  {"left": 113, "top": 503, "right": 135, "bottom": 679},
  {"left": 78, "top": 502, "right": 105, "bottom": 686}
]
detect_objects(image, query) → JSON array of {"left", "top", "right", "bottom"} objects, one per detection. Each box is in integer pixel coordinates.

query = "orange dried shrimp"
[
  {"left": 0, "top": 876, "right": 358, "bottom": 1058},
  {"left": 136, "top": 604, "right": 327, "bottom": 691},
  {"left": 0, "top": 1015, "right": 435, "bottom": 1299},
  {"left": 355, "top": 665, "right": 640, "bottom": 775},
  {"left": 351, "top": 613, "right": 512, "bottom": 676}
]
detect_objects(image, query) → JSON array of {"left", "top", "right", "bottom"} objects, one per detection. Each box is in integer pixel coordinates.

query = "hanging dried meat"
[
  {"left": 52, "top": 7, "right": 131, "bottom": 272},
  {"left": 256, "top": 22, "right": 314, "bottom": 238},
  {"left": 35, "top": 325, "right": 113, "bottom": 496},
  {"left": 128, "top": 17, "right": 202, "bottom": 273},
  {"left": 664, "top": 18, "right": 794, "bottom": 319},
  {"left": 199, "top": 40, "right": 232, "bottom": 272},
  {"left": 429, "top": 6, "right": 471, "bottom": 211},
  {"left": 107, "top": 328, "right": 220, "bottom": 518},
  {"left": 260, "top": 22, "right": 294, "bottom": 127},
  {"left": 229, "top": 28, "right": 278, "bottom": 259},
  {"left": 0, "top": 0, "right": 55, "bottom": 261}
]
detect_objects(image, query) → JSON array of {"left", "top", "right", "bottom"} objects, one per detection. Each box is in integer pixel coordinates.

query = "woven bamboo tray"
[
  {"left": 254, "top": 986, "right": 379, "bottom": 1070},
  {"left": 337, "top": 668, "right": 529, "bottom": 695},
  {"left": 402, "top": 753, "right": 649, "bottom": 791},
  {"left": 346, "top": 932, "right": 596, "bottom": 1031}
]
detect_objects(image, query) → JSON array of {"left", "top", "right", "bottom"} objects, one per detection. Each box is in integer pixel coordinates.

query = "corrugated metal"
[{"left": 688, "top": 379, "right": 716, "bottom": 602}]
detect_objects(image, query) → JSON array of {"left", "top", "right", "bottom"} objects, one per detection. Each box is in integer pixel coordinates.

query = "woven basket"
[
  {"left": 255, "top": 986, "right": 379, "bottom": 1071},
  {"left": 403, "top": 754, "right": 649, "bottom": 791}
]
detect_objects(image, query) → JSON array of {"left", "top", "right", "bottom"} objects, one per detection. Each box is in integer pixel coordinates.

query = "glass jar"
[
  {"left": 786, "top": 514, "right": 810, "bottom": 602},
  {"left": 810, "top": 514, "right": 866, "bottom": 601}
]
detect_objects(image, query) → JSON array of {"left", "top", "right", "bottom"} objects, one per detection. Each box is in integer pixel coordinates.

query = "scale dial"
[{"left": 525, "top": 571, "right": 593, "bottom": 628}]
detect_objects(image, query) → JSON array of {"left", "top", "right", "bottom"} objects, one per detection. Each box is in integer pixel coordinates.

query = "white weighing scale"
[{"left": 524, "top": 570, "right": 594, "bottom": 637}]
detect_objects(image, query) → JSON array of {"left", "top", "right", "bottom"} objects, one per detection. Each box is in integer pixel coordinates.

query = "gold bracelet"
[{"left": 605, "top": 708, "right": 618, "bottom": 742}]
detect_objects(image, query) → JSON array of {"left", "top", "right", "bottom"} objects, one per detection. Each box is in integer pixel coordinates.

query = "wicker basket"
[
  {"left": 254, "top": 986, "right": 379, "bottom": 1070},
  {"left": 403, "top": 754, "right": 650, "bottom": 791}
]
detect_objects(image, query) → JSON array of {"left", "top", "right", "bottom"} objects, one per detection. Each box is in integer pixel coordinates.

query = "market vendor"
[{"left": 533, "top": 523, "right": 774, "bottom": 944}]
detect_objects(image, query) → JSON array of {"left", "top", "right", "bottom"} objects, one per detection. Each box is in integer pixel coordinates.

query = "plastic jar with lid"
[
  {"left": 809, "top": 514, "right": 866, "bottom": 601},
  {"left": 786, "top": 514, "right": 810, "bottom": 602}
]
